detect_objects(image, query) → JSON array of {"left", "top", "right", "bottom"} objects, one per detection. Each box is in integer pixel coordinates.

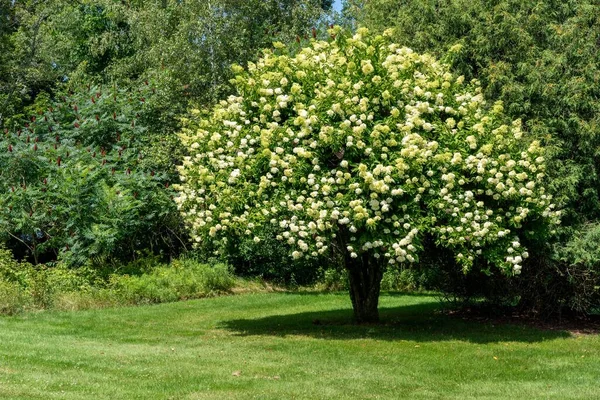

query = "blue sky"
[{"left": 333, "top": 0, "right": 343, "bottom": 12}]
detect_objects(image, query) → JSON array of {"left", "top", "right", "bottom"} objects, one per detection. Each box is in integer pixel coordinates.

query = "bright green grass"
[{"left": 0, "top": 292, "right": 598, "bottom": 399}]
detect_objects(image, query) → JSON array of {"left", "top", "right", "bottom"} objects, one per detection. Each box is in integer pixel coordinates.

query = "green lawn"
[{"left": 0, "top": 292, "right": 598, "bottom": 399}]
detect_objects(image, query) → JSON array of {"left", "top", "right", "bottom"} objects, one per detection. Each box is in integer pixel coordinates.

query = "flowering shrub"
[{"left": 175, "top": 27, "right": 560, "bottom": 321}]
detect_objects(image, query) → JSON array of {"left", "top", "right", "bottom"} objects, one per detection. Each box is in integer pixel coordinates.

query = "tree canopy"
[{"left": 0, "top": 0, "right": 331, "bottom": 128}]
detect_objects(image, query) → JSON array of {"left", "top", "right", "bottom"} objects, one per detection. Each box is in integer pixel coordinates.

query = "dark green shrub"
[
  {"left": 317, "top": 267, "right": 349, "bottom": 291},
  {"left": 380, "top": 268, "right": 434, "bottom": 292},
  {"left": 0, "top": 82, "right": 186, "bottom": 266},
  {"left": 317, "top": 266, "right": 432, "bottom": 292},
  {"left": 221, "top": 225, "right": 327, "bottom": 286},
  {"left": 552, "top": 224, "right": 600, "bottom": 314}
]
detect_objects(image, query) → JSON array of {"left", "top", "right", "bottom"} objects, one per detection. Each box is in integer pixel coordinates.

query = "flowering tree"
[{"left": 175, "top": 27, "right": 560, "bottom": 322}]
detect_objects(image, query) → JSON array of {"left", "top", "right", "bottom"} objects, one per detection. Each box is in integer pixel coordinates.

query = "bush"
[
  {"left": 0, "top": 246, "right": 235, "bottom": 315},
  {"left": 317, "top": 267, "right": 349, "bottom": 291},
  {"left": 553, "top": 224, "right": 600, "bottom": 314},
  {"left": 380, "top": 268, "right": 434, "bottom": 292},
  {"left": 1, "top": 246, "right": 99, "bottom": 310},
  {"left": 0, "top": 281, "right": 31, "bottom": 315},
  {"left": 0, "top": 82, "right": 186, "bottom": 266},
  {"left": 220, "top": 224, "right": 328, "bottom": 285},
  {"left": 0, "top": 246, "right": 33, "bottom": 314},
  {"left": 0, "top": 244, "right": 25, "bottom": 283},
  {"left": 317, "top": 266, "right": 433, "bottom": 292}
]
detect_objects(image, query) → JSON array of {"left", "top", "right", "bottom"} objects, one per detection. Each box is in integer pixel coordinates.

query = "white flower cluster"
[{"left": 175, "top": 26, "right": 560, "bottom": 275}]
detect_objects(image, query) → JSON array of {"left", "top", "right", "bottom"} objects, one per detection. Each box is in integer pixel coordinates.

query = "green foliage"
[
  {"left": 0, "top": 244, "right": 24, "bottom": 282},
  {"left": 554, "top": 224, "right": 600, "bottom": 313},
  {"left": 0, "top": 247, "right": 235, "bottom": 314},
  {"left": 107, "top": 260, "right": 234, "bottom": 305},
  {"left": 317, "top": 266, "right": 434, "bottom": 292},
  {"left": 218, "top": 224, "right": 327, "bottom": 285},
  {"left": 560, "top": 224, "right": 600, "bottom": 270},
  {"left": 0, "top": 0, "right": 330, "bottom": 128},
  {"left": 317, "top": 267, "right": 349, "bottom": 291},
  {"left": 0, "top": 0, "right": 18, "bottom": 128},
  {"left": 0, "top": 244, "right": 94, "bottom": 310},
  {"left": 0, "top": 82, "right": 184, "bottom": 265},
  {"left": 380, "top": 268, "right": 433, "bottom": 292},
  {"left": 0, "top": 0, "right": 332, "bottom": 267},
  {"left": 0, "top": 245, "right": 31, "bottom": 314},
  {"left": 0, "top": 280, "right": 30, "bottom": 315}
]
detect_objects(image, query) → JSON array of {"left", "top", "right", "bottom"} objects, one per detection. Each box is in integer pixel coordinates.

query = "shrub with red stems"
[{"left": 0, "top": 82, "right": 185, "bottom": 266}]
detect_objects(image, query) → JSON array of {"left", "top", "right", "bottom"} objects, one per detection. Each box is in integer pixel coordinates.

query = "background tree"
[
  {"left": 0, "top": 0, "right": 332, "bottom": 129},
  {"left": 0, "top": 0, "right": 29, "bottom": 128},
  {"left": 175, "top": 28, "right": 559, "bottom": 322}
]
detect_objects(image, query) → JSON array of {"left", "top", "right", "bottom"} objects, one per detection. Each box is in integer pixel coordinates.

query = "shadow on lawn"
[{"left": 220, "top": 294, "right": 570, "bottom": 344}]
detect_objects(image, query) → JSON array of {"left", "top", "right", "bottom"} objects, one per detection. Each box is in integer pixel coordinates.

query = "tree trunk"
[{"left": 345, "top": 253, "right": 384, "bottom": 324}]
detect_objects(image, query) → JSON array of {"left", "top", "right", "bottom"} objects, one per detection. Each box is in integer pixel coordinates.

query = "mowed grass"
[{"left": 0, "top": 293, "right": 598, "bottom": 400}]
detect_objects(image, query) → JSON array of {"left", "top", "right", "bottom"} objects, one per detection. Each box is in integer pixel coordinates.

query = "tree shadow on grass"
[
  {"left": 283, "top": 290, "right": 440, "bottom": 298},
  {"left": 220, "top": 294, "right": 570, "bottom": 344}
]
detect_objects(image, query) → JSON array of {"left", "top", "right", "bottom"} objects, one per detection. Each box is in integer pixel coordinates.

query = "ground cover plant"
[
  {"left": 0, "top": 292, "right": 599, "bottom": 399},
  {"left": 175, "top": 27, "right": 560, "bottom": 322},
  {"left": 0, "top": 246, "right": 235, "bottom": 314}
]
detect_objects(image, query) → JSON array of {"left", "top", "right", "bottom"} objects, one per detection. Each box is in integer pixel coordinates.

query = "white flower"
[
  {"left": 513, "top": 264, "right": 522, "bottom": 274},
  {"left": 361, "top": 60, "right": 374, "bottom": 75}
]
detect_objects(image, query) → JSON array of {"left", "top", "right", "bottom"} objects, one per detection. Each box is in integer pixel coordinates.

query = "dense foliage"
[
  {"left": 0, "top": 0, "right": 332, "bottom": 129},
  {"left": 0, "top": 0, "right": 330, "bottom": 273},
  {"left": 175, "top": 27, "right": 559, "bottom": 321},
  {"left": 0, "top": 82, "right": 183, "bottom": 265},
  {"left": 2, "top": 0, "right": 599, "bottom": 322},
  {"left": 224, "top": 224, "right": 326, "bottom": 286},
  {"left": 0, "top": 245, "right": 235, "bottom": 315}
]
